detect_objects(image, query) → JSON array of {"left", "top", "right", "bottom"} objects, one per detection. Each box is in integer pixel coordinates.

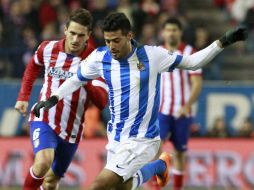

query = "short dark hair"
[
  {"left": 66, "top": 8, "right": 93, "bottom": 31},
  {"left": 163, "top": 17, "right": 182, "bottom": 30},
  {"left": 102, "top": 12, "right": 131, "bottom": 35}
]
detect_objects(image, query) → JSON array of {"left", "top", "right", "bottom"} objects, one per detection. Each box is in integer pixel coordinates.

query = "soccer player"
[
  {"left": 14, "top": 9, "right": 108, "bottom": 190},
  {"left": 157, "top": 18, "right": 202, "bottom": 190},
  {"left": 33, "top": 12, "right": 247, "bottom": 190}
]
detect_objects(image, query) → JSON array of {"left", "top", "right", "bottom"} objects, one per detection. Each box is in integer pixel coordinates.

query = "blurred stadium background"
[{"left": 0, "top": 0, "right": 254, "bottom": 189}]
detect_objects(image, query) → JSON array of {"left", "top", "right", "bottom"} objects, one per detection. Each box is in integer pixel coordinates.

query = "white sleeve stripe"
[{"left": 34, "top": 54, "right": 43, "bottom": 66}]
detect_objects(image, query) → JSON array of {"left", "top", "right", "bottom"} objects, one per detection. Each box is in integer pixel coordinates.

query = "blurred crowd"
[
  {"left": 0, "top": 0, "right": 248, "bottom": 79},
  {"left": 0, "top": 0, "right": 253, "bottom": 138},
  {"left": 190, "top": 116, "right": 254, "bottom": 138},
  {"left": 213, "top": 0, "right": 254, "bottom": 50}
]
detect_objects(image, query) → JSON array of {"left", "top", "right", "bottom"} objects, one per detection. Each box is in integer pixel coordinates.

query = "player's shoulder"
[
  {"left": 81, "top": 46, "right": 109, "bottom": 64},
  {"left": 179, "top": 42, "right": 196, "bottom": 55},
  {"left": 94, "top": 46, "right": 110, "bottom": 61},
  {"left": 142, "top": 45, "right": 171, "bottom": 58},
  {"left": 37, "top": 40, "right": 59, "bottom": 52},
  {"left": 144, "top": 45, "right": 168, "bottom": 52}
]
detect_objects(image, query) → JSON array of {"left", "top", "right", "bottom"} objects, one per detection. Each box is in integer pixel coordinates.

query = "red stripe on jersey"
[
  {"left": 43, "top": 43, "right": 59, "bottom": 123},
  {"left": 54, "top": 81, "right": 65, "bottom": 135},
  {"left": 76, "top": 95, "right": 89, "bottom": 143},
  {"left": 178, "top": 43, "right": 186, "bottom": 53},
  {"left": 169, "top": 72, "right": 174, "bottom": 115},
  {"left": 54, "top": 55, "right": 75, "bottom": 135},
  {"left": 65, "top": 89, "right": 81, "bottom": 142},
  {"left": 179, "top": 70, "right": 185, "bottom": 106},
  {"left": 37, "top": 41, "right": 50, "bottom": 64}
]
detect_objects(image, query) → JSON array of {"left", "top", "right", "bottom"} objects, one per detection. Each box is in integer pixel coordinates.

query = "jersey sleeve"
[
  {"left": 153, "top": 46, "right": 183, "bottom": 73},
  {"left": 17, "top": 56, "right": 43, "bottom": 101},
  {"left": 85, "top": 77, "right": 108, "bottom": 110},
  {"left": 188, "top": 68, "right": 202, "bottom": 75},
  {"left": 33, "top": 41, "right": 50, "bottom": 66},
  {"left": 17, "top": 41, "right": 50, "bottom": 101},
  {"left": 77, "top": 50, "right": 101, "bottom": 81},
  {"left": 187, "top": 48, "right": 202, "bottom": 75}
]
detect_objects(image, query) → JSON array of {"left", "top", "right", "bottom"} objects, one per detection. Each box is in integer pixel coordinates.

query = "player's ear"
[
  {"left": 64, "top": 25, "right": 68, "bottom": 36},
  {"left": 87, "top": 30, "right": 92, "bottom": 37},
  {"left": 127, "top": 32, "right": 133, "bottom": 40}
]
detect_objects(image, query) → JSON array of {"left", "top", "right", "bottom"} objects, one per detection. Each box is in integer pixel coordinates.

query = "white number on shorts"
[{"left": 33, "top": 128, "right": 40, "bottom": 140}]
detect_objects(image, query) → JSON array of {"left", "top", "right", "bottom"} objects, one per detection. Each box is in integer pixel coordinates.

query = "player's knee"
[
  {"left": 33, "top": 161, "right": 52, "bottom": 177},
  {"left": 89, "top": 178, "right": 111, "bottom": 190},
  {"left": 174, "top": 150, "right": 185, "bottom": 158}
]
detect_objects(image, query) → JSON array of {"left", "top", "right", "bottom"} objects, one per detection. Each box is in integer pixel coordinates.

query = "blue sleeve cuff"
[
  {"left": 77, "top": 68, "right": 92, "bottom": 81},
  {"left": 168, "top": 55, "right": 183, "bottom": 72}
]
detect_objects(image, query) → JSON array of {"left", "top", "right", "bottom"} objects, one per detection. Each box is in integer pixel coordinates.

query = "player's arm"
[
  {"left": 85, "top": 78, "right": 108, "bottom": 110},
  {"left": 33, "top": 50, "right": 100, "bottom": 117},
  {"left": 177, "top": 27, "right": 248, "bottom": 70},
  {"left": 178, "top": 74, "right": 202, "bottom": 117},
  {"left": 15, "top": 42, "right": 47, "bottom": 116}
]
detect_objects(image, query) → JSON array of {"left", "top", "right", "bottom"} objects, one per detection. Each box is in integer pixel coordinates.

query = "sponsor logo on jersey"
[{"left": 48, "top": 67, "right": 74, "bottom": 79}]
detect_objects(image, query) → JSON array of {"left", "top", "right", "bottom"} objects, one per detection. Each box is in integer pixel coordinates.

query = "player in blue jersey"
[{"left": 33, "top": 13, "right": 247, "bottom": 190}]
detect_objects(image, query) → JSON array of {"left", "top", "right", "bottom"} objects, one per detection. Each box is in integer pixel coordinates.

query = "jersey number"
[{"left": 33, "top": 128, "right": 40, "bottom": 141}]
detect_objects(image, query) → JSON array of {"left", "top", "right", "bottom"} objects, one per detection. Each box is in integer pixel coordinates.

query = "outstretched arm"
[
  {"left": 177, "top": 40, "right": 223, "bottom": 70},
  {"left": 33, "top": 50, "right": 100, "bottom": 117},
  {"left": 53, "top": 73, "right": 86, "bottom": 100},
  {"left": 178, "top": 27, "right": 248, "bottom": 70},
  {"left": 33, "top": 71, "right": 92, "bottom": 117}
]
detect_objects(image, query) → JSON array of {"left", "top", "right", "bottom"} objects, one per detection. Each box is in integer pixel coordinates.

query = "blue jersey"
[{"left": 77, "top": 40, "right": 183, "bottom": 142}]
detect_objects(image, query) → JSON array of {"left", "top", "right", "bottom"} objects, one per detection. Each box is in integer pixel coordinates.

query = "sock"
[
  {"left": 23, "top": 167, "right": 44, "bottom": 190},
  {"left": 147, "top": 175, "right": 161, "bottom": 190},
  {"left": 131, "top": 159, "right": 166, "bottom": 189},
  {"left": 173, "top": 169, "right": 184, "bottom": 190}
]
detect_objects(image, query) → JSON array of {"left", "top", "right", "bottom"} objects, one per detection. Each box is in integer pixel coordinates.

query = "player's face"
[
  {"left": 162, "top": 24, "right": 182, "bottom": 47},
  {"left": 64, "top": 21, "right": 90, "bottom": 55},
  {"left": 104, "top": 30, "right": 132, "bottom": 60}
]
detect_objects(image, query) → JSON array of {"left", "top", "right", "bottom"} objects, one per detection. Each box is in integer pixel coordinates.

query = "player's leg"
[
  {"left": 171, "top": 117, "right": 192, "bottom": 190},
  {"left": 23, "top": 122, "right": 57, "bottom": 190},
  {"left": 88, "top": 168, "right": 123, "bottom": 190},
  {"left": 157, "top": 113, "right": 174, "bottom": 156},
  {"left": 147, "top": 113, "right": 174, "bottom": 190},
  {"left": 89, "top": 138, "right": 164, "bottom": 190},
  {"left": 41, "top": 168, "right": 60, "bottom": 190},
  {"left": 42, "top": 138, "right": 78, "bottom": 190}
]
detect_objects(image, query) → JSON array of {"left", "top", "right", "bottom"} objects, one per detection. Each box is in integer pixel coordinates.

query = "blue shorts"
[
  {"left": 30, "top": 121, "right": 78, "bottom": 177},
  {"left": 158, "top": 113, "right": 192, "bottom": 152}
]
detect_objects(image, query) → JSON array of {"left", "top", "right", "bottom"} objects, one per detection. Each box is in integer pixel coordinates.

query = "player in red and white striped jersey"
[
  {"left": 154, "top": 18, "right": 203, "bottom": 190},
  {"left": 15, "top": 9, "right": 108, "bottom": 190},
  {"left": 159, "top": 42, "right": 202, "bottom": 118}
]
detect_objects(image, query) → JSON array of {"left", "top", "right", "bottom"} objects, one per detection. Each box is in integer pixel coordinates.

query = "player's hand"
[
  {"left": 177, "top": 105, "right": 190, "bottom": 118},
  {"left": 219, "top": 26, "right": 248, "bottom": 48},
  {"left": 33, "top": 95, "right": 59, "bottom": 117},
  {"left": 15, "top": 101, "right": 29, "bottom": 117}
]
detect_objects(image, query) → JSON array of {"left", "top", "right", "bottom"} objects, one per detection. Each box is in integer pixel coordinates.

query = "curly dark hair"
[
  {"left": 102, "top": 12, "right": 131, "bottom": 35},
  {"left": 66, "top": 8, "right": 93, "bottom": 31}
]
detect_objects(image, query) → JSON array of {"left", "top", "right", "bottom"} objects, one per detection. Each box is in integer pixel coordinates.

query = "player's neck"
[
  {"left": 64, "top": 42, "right": 86, "bottom": 56},
  {"left": 165, "top": 42, "right": 180, "bottom": 51},
  {"left": 121, "top": 42, "right": 133, "bottom": 59}
]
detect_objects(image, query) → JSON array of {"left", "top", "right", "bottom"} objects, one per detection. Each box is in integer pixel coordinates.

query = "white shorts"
[{"left": 105, "top": 137, "right": 160, "bottom": 182}]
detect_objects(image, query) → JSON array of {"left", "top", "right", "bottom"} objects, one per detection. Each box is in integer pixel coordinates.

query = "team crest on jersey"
[
  {"left": 168, "top": 51, "right": 174, "bottom": 55},
  {"left": 137, "top": 62, "right": 145, "bottom": 71},
  {"left": 48, "top": 67, "right": 74, "bottom": 79}
]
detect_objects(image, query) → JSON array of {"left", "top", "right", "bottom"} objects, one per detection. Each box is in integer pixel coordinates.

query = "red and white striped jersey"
[
  {"left": 18, "top": 39, "right": 98, "bottom": 143},
  {"left": 159, "top": 43, "right": 202, "bottom": 117}
]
